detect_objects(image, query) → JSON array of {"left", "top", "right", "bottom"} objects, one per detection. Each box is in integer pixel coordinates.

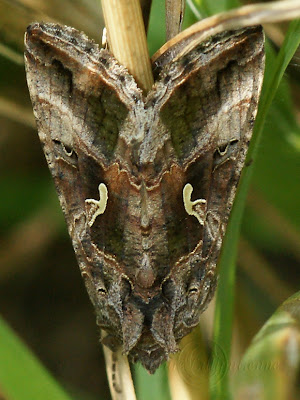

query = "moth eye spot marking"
[
  {"left": 61, "top": 143, "right": 73, "bottom": 156},
  {"left": 188, "top": 287, "right": 199, "bottom": 295},
  {"left": 53, "top": 140, "right": 75, "bottom": 158},
  {"left": 85, "top": 183, "right": 108, "bottom": 227},
  {"left": 183, "top": 183, "right": 206, "bottom": 225},
  {"left": 217, "top": 143, "right": 229, "bottom": 156},
  {"left": 97, "top": 287, "right": 107, "bottom": 296},
  {"left": 213, "top": 139, "right": 239, "bottom": 170},
  {"left": 215, "top": 138, "right": 239, "bottom": 156}
]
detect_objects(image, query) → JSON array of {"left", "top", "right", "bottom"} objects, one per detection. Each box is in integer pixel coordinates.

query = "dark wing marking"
[
  {"left": 154, "top": 26, "right": 264, "bottom": 260},
  {"left": 146, "top": 27, "right": 264, "bottom": 342},
  {"left": 24, "top": 22, "right": 141, "bottom": 250},
  {"left": 24, "top": 22, "right": 144, "bottom": 348}
]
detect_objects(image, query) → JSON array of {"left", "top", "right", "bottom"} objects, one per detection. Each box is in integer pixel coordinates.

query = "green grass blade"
[
  {"left": 192, "top": 0, "right": 240, "bottom": 17},
  {"left": 0, "top": 315, "right": 73, "bottom": 400},
  {"left": 233, "top": 291, "right": 300, "bottom": 400},
  {"left": 134, "top": 363, "right": 171, "bottom": 400},
  {"left": 209, "top": 18, "right": 300, "bottom": 400}
]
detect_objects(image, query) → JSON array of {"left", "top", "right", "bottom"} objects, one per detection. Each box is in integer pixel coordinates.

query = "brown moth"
[{"left": 24, "top": 22, "right": 264, "bottom": 373}]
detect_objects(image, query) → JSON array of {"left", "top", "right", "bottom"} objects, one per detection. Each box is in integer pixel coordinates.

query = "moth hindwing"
[{"left": 24, "top": 22, "right": 264, "bottom": 373}]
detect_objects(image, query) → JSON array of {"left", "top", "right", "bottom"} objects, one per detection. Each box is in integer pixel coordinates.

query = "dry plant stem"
[
  {"left": 153, "top": 0, "right": 300, "bottom": 62},
  {"left": 102, "top": 333, "right": 137, "bottom": 400},
  {"left": 101, "top": 0, "right": 153, "bottom": 93},
  {"left": 165, "top": 0, "right": 185, "bottom": 40}
]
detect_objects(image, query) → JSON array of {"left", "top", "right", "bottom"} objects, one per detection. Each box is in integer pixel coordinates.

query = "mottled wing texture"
[
  {"left": 158, "top": 26, "right": 265, "bottom": 261},
  {"left": 137, "top": 26, "right": 265, "bottom": 370},
  {"left": 25, "top": 23, "right": 264, "bottom": 373},
  {"left": 24, "top": 22, "right": 145, "bottom": 349},
  {"left": 153, "top": 27, "right": 264, "bottom": 271}
]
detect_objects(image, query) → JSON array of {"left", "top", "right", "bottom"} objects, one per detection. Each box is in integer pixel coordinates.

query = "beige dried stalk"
[
  {"left": 101, "top": 0, "right": 153, "bottom": 94},
  {"left": 102, "top": 340, "right": 137, "bottom": 400}
]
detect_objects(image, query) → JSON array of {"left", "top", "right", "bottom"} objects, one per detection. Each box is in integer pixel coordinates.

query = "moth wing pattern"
[
  {"left": 25, "top": 22, "right": 265, "bottom": 373},
  {"left": 144, "top": 26, "right": 265, "bottom": 345},
  {"left": 24, "top": 23, "right": 145, "bottom": 346}
]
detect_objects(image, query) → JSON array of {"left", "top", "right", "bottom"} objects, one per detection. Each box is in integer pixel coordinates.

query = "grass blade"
[
  {"left": 134, "top": 363, "right": 171, "bottom": 400},
  {"left": 0, "top": 316, "right": 73, "bottom": 400}
]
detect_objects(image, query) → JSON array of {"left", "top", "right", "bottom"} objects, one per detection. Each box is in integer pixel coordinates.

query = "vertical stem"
[
  {"left": 165, "top": 0, "right": 185, "bottom": 40},
  {"left": 102, "top": 337, "right": 137, "bottom": 400},
  {"left": 101, "top": 0, "right": 154, "bottom": 93}
]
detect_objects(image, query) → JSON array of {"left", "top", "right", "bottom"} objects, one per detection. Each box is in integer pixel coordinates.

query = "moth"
[{"left": 24, "top": 22, "right": 264, "bottom": 373}]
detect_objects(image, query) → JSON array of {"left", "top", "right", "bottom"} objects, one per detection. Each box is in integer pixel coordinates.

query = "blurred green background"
[{"left": 0, "top": 0, "right": 299, "bottom": 399}]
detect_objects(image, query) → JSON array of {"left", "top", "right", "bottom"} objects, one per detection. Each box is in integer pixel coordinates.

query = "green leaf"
[
  {"left": 192, "top": 0, "right": 240, "bottom": 17},
  {"left": 134, "top": 363, "right": 171, "bottom": 400},
  {"left": 0, "top": 315, "right": 73, "bottom": 400}
]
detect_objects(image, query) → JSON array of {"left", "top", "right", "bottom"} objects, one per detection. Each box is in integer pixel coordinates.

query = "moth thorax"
[{"left": 136, "top": 254, "right": 155, "bottom": 288}]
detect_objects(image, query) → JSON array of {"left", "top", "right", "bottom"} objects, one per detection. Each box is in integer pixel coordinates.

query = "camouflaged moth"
[{"left": 24, "top": 22, "right": 264, "bottom": 373}]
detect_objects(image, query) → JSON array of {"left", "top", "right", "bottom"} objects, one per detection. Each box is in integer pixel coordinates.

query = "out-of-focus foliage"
[
  {"left": 0, "top": 315, "right": 74, "bottom": 400},
  {"left": 234, "top": 291, "right": 300, "bottom": 400}
]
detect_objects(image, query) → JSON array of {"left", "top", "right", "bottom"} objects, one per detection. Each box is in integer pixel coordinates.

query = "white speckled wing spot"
[
  {"left": 85, "top": 183, "right": 108, "bottom": 227},
  {"left": 183, "top": 183, "right": 207, "bottom": 225}
]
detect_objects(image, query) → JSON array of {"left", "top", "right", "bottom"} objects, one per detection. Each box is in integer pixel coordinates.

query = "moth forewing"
[{"left": 25, "top": 22, "right": 264, "bottom": 373}]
